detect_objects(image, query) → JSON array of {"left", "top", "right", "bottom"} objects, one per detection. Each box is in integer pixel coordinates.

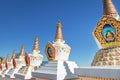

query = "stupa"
[
  {"left": 32, "top": 21, "right": 78, "bottom": 80},
  {"left": 75, "top": 0, "right": 120, "bottom": 79},
  {"left": 5, "top": 49, "right": 25, "bottom": 80},
  {"left": 14, "top": 36, "right": 43, "bottom": 80},
  {"left": 91, "top": 0, "right": 120, "bottom": 66},
  {"left": 0, "top": 54, "right": 13, "bottom": 78},
  {"left": 0, "top": 58, "right": 5, "bottom": 75}
]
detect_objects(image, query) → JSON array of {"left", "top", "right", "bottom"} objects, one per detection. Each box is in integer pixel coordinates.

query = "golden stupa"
[{"left": 92, "top": 0, "right": 120, "bottom": 66}]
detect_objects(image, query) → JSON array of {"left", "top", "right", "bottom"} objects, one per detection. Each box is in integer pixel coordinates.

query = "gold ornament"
[{"left": 93, "top": 15, "right": 120, "bottom": 48}]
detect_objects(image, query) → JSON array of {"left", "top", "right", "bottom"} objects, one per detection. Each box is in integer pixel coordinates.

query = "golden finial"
[
  {"left": 103, "top": 0, "right": 118, "bottom": 15},
  {"left": 19, "top": 44, "right": 25, "bottom": 56},
  {"left": 32, "top": 36, "right": 39, "bottom": 52},
  {"left": 12, "top": 50, "right": 16, "bottom": 59},
  {"left": 54, "top": 21, "right": 64, "bottom": 42}
]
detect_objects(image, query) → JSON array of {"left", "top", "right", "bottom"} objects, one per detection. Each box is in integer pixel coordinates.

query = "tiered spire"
[
  {"left": 32, "top": 36, "right": 39, "bottom": 52},
  {"left": 12, "top": 50, "right": 16, "bottom": 59},
  {"left": 54, "top": 21, "right": 64, "bottom": 42},
  {"left": 19, "top": 45, "right": 25, "bottom": 56},
  {"left": 103, "top": 0, "right": 118, "bottom": 15}
]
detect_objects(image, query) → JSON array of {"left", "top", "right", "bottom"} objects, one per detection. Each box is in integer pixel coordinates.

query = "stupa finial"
[
  {"left": 32, "top": 36, "right": 39, "bottom": 52},
  {"left": 19, "top": 44, "right": 25, "bottom": 56},
  {"left": 54, "top": 21, "right": 64, "bottom": 42},
  {"left": 103, "top": 0, "right": 118, "bottom": 15},
  {"left": 12, "top": 50, "right": 16, "bottom": 59}
]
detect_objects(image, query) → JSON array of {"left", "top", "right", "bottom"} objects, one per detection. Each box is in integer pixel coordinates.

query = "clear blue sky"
[{"left": 0, "top": 0, "right": 120, "bottom": 66}]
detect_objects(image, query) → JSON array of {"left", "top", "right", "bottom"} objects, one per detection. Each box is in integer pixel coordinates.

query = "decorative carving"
[
  {"left": 5, "top": 54, "right": 9, "bottom": 69},
  {"left": 103, "top": 58, "right": 108, "bottom": 61},
  {"left": 92, "top": 46, "right": 120, "bottom": 66},
  {"left": 12, "top": 50, "right": 17, "bottom": 68},
  {"left": 109, "top": 61, "right": 114, "bottom": 65},
  {"left": 116, "top": 61, "right": 120, "bottom": 65},
  {"left": 103, "top": 61, "right": 107, "bottom": 65},
  {"left": 45, "top": 42, "right": 56, "bottom": 61},
  {"left": 109, "top": 57, "right": 114, "bottom": 61},
  {"left": 25, "top": 53, "right": 30, "bottom": 66},
  {"left": 97, "top": 62, "right": 101, "bottom": 66},
  {"left": 18, "top": 66, "right": 29, "bottom": 74},
  {"left": 0, "top": 62, "right": 2, "bottom": 70},
  {"left": 93, "top": 15, "right": 120, "bottom": 48}
]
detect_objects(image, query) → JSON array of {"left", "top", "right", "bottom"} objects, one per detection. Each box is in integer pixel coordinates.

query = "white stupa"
[
  {"left": 5, "top": 46, "right": 26, "bottom": 80},
  {"left": 0, "top": 58, "right": 5, "bottom": 75},
  {"left": 75, "top": 0, "right": 120, "bottom": 79},
  {"left": 0, "top": 54, "right": 13, "bottom": 79},
  {"left": 32, "top": 21, "right": 78, "bottom": 80},
  {"left": 14, "top": 36, "right": 43, "bottom": 80}
]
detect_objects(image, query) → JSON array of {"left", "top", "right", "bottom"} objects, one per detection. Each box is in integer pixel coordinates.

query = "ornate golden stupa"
[{"left": 92, "top": 0, "right": 120, "bottom": 66}]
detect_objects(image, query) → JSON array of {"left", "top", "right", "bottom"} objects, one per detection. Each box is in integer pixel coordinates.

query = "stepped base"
[
  {"left": 32, "top": 60, "right": 78, "bottom": 80},
  {"left": 14, "top": 66, "right": 33, "bottom": 79},
  {"left": 5, "top": 67, "right": 21, "bottom": 79},
  {"left": 0, "top": 69, "right": 9, "bottom": 78}
]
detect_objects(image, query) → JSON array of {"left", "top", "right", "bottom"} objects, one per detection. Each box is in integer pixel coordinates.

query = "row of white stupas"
[
  {"left": 0, "top": 0, "right": 120, "bottom": 80},
  {"left": 0, "top": 36, "right": 44, "bottom": 80}
]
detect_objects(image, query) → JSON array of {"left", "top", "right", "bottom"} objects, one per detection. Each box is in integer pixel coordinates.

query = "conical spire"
[
  {"left": 12, "top": 50, "right": 16, "bottom": 59},
  {"left": 54, "top": 21, "right": 64, "bottom": 42},
  {"left": 103, "top": 0, "right": 118, "bottom": 15},
  {"left": 32, "top": 36, "right": 39, "bottom": 52},
  {"left": 19, "top": 45, "right": 25, "bottom": 56}
]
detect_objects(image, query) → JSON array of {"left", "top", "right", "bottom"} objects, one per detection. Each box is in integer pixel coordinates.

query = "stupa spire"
[
  {"left": 32, "top": 36, "right": 39, "bottom": 52},
  {"left": 103, "top": 0, "right": 118, "bottom": 15},
  {"left": 12, "top": 50, "right": 16, "bottom": 59},
  {"left": 19, "top": 44, "right": 25, "bottom": 56},
  {"left": 54, "top": 21, "right": 64, "bottom": 42}
]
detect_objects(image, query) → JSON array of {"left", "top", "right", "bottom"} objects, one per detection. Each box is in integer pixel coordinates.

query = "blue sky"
[{"left": 0, "top": 0, "right": 120, "bottom": 66}]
